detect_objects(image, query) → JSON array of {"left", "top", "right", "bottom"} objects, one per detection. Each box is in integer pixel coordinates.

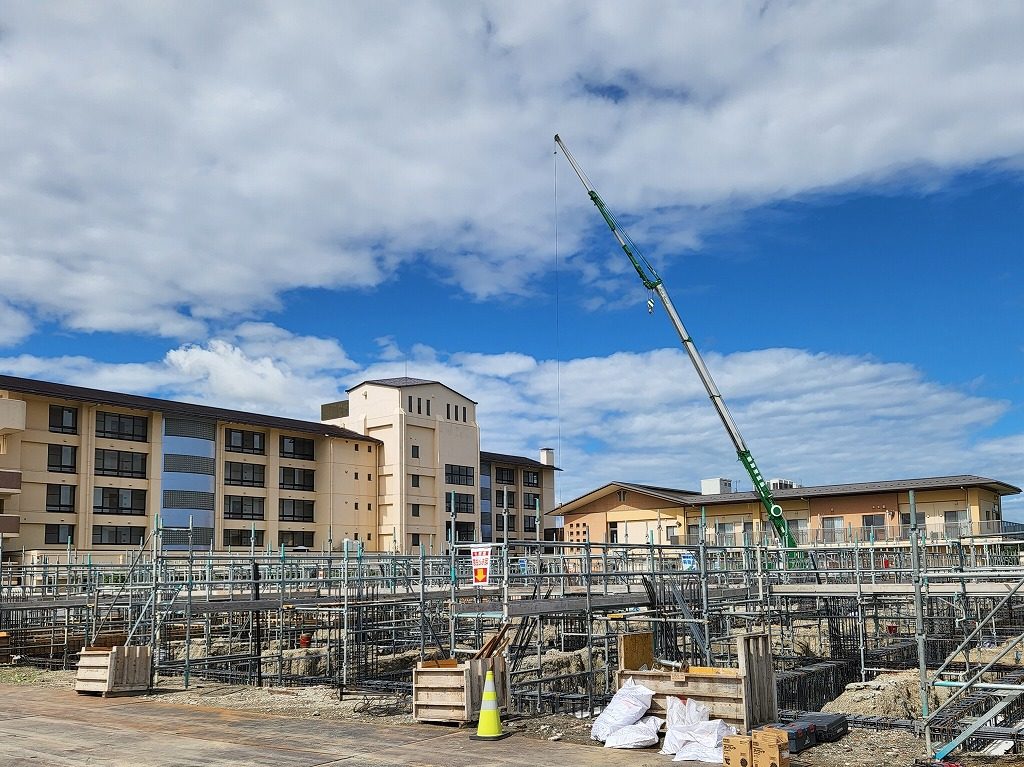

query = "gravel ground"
[{"left": 0, "top": 667, "right": 1018, "bottom": 767}]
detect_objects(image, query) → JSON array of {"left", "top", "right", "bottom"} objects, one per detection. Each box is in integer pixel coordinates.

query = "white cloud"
[
  {"left": 0, "top": 302, "right": 33, "bottom": 347},
  {"left": 0, "top": 3, "right": 1022, "bottom": 338},
  {"left": 3, "top": 332, "right": 1021, "bottom": 516}
]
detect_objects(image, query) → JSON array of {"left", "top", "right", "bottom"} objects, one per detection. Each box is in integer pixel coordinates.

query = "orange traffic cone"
[{"left": 470, "top": 669, "right": 511, "bottom": 741}]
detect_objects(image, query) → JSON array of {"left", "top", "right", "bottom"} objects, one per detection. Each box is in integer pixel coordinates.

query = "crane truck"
[{"left": 554, "top": 134, "right": 798, "bottom": 550}]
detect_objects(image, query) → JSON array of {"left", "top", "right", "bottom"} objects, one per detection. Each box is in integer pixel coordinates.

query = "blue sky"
[{"left": 1, "top": 3, "right": 1022, "bottom": 517}]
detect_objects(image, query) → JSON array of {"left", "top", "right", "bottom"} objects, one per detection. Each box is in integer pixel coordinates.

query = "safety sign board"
[{"left": 471, "top": 545, "right": 491, "bottom": 586}]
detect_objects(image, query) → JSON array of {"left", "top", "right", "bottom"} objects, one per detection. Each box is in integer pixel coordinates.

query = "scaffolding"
[{"left": 2, "top": 527, "right": 1024, "bottom": 757}]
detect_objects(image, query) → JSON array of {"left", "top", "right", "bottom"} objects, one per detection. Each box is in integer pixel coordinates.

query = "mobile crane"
[{"left": 554, "top": 134, "right": 798, "bottom": 550}]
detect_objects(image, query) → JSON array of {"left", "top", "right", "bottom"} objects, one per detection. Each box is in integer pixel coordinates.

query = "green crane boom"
[{"left": 554, "top": 134, "right": 797, "bottom": 549}]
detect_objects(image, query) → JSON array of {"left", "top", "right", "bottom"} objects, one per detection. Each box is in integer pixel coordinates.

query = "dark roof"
[
  {"left": 481, "top": 450, "right": 562, "bottom": 472},
  {"left": 359, "top": 377, "right": 438, "bottom": 388},
  {"left": 347, "top": 377, "right": 477, "bottom": 404},
  {"left": 554, "top": 481, "right": 699, "bottom": 513},
  {"left": 687, "top": 475, "right": 1022, "bottom": 505},
  {"left": 556, "top": 475, "right": 1021, "bottom": 514},
  {"left": 0, "top": 374, "right": 378, "bottom": 442}
]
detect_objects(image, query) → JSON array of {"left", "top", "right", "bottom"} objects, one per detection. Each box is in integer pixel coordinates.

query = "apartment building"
[
  {"left": 559, "top": 476, "right": 1022, "bottom": 547},
  {"left": 0, "top": 374, "right": 560, "bottom": 562},
  {"left": 0, "top": 375, "right": 379, "bottom": 563},
  {"left": 481, "top": 450, "right": 559, "bottom": 543},
  {"left": 323, "top": 377, "right": 560, "bottom": 553}
]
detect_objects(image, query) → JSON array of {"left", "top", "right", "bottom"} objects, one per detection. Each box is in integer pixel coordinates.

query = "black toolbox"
[
  {"left": 764, "top": 722, "right": 817, "bottom": 754},
  {"left": 796, "top": 712, "right": 848, "bottom": 742}
]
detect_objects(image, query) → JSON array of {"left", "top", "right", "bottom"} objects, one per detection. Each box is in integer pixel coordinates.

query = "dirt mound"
[{"left": 822, "top": 671, "right": 949, "bottom": 718}]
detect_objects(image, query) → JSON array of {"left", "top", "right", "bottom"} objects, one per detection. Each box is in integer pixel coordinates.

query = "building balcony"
[
  {"left": 0, "top": 513, "right": 20, "bottom": 539},
  {"left": 683, "top": 519, "right": 1024, "bottom": 548},
  {"left": 0, "top": 398, "right": 26, "bottom": 436}
]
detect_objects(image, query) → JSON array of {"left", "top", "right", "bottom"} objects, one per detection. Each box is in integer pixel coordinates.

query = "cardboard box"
[
  {"left": 754, "top": 727, "right": 788, "bottom": 746},
  {"left": 752, "top": 731, "right": 790, "bottom": 767},
  {"left": 723, "top": 735, "right": 753, "bottom": 767}
]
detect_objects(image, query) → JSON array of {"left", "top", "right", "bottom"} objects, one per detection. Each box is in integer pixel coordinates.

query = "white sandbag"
[
  {"left": 603, "top": 715, "right": 665, "bottom": 749},
  {"left": 668, "top": 696, "right": 711, "bottom": 727},
  {"left": 660, "top": 696, "right": 711, "bottom": 755},
  {"left": 670, "top": 719, "right": 737, "bottom": 763},
  {"left": 590, "top": 677, "right": 656, "bottom": 742}
]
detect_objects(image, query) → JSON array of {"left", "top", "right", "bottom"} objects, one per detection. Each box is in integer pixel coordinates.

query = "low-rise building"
[{"left": 557, "top": 476, "right": 1022, "bottom": 547}]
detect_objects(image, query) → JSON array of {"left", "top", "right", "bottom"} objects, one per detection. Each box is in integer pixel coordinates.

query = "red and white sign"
[{"left": 471, "top": 545, "right": 491, "bottom": 587}]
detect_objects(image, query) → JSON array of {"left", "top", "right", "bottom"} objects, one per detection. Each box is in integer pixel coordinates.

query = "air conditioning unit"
[{"left": 770, "top": 478, "right": 799, "bottom": 490}]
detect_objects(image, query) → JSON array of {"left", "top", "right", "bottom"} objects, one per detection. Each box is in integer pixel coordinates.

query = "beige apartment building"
[
  {"left": 558, "top": 476, "right": 1022, "bottom": 547},
  {"left": 323, "top": 377, "right": 559, "bottom": 553},
  {"left": 0, "top": 374, "right": 559, "bottom": 562}
]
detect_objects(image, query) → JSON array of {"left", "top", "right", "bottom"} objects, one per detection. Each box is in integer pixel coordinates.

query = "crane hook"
[{"left": 647, "top": 296, "right": 655, "bottom": 314}]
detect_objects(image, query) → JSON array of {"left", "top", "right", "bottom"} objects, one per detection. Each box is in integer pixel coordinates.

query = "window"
[
  {"left": 945, "top": 509, "right": 970, "bottom": 537},
  {"left": 279, "top": 498, "right": 314, "bottom": 522},
  {"left": 225, "top": 428, "right": 265, "bottom": 455},
  {"left": 445, "top": 493, "right": 474, "bottom": 515},
  {"left": 225, "top": 461, "right": 265, "bottom": 487},
  {"left": 444, "top": 464, "right": 475, "bottom": 486},
  {"left": 408, "top": 395, "right": 413, "bottom": 412},
  {"left": 411, "top": 474, "right": 420, "bottom": 488},
  {"left": 822, "top": 516, "right": 844, "bottom": 543},
  {"left": 224, "top": 528, "right": 264, "bottom": 547},
  {"left": 446, "top": 403, "right": 451, "bottom": 419},
  {"left": 411, "top": 533, "right": 421, "bottom": 547},
  {"left": 96, "top": 411, "right": 148, "bottom": 442},
  {"left": 354, "top": 502, "right": 359, "bottom": 510},
  {"left": 862, "top": 514, "right": 886, "bottom": 530},
  {"left": 417, "top": 397, "right": 422, "bottom": 414},
  {"left": 47, "top": 444, "right": 77, "bottom": 473},
  {"left": 45, "top": 524, "right": 75, "bottom": 544},
  {"left": 280, "top": 436, "right": 314, "bottom": 461},
  {"left": 46, "top": 484, "right": 76, "bottom": 512},
  {"left": 496, "top": 490, "right": 516, "bottom": 509},
  {"left": 280, "top": 467, "right": 315, "bottom": 491},
  {"left": 608, "top": 522, "right": 618, "bottom": 543},
  {"left": 462, "top": 406, "right": 467, "bottom": 422},
  {"left": 368, "top": 502, "right": 372, "bottom": 510},
  {"left": 523, "top": 470, "right": 540, "bottom": 488},
  {"left": 503, "top": 515, "right": 516, "bottom": 532},
  {"left": 411, "top": 445, "right": 420, "bottom": 458},
  {"left": 93, "top": 487, "right": 147, "bottom": 515},
  {"left": 224, "top": 496, "right": 265, "bottom": 520},
  {"left": 92, "top": 525, "right": 145, "bottom": 545},
  {"left": 495, "top": 467, "right": 515, "bottom": 485},
  {"left": 354, "top": 472, "right": 359, "bottom": 479},
  {"left": 426, "top": 400, "right": 431, "bottom": 416},
  {"left": 368, "top": 473, "right": 372, "bottom": 481},
  {"left": 367, "top": 445, "right": 371, "bottom": 453},
  {"left": 279, "top": 530, "right": 314, "bottom": 548},
  {"left": 687, "top": 523, "right": 701, "bottom": 544},
  {"left": 411, "top": 503, "right": 420, "bottom": 517},
  {"left": 524, "top": 516, "right": 537, "bottom": 533},
  {"left": 523, "top": 492, "right": 541, "bottom": 511},
  {"left": 95, "top": 448, "right": 147, "bottom": 478},
  {"left": 48, "top": 405, "right": 78, "bottom": 434}
]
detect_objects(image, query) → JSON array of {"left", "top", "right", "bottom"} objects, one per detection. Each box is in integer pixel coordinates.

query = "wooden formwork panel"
[
  {"left": 75, "top": 646, "right": 151, "bottom": 695},
  {"left": 617, "top": 632, "right": 776, "bottom": 733},
  {"left": 412, "top": 656, "right": 508, "bottom": 724},
  {"left": 616, "top": 669, "right": 746, "bottom": 731}
]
